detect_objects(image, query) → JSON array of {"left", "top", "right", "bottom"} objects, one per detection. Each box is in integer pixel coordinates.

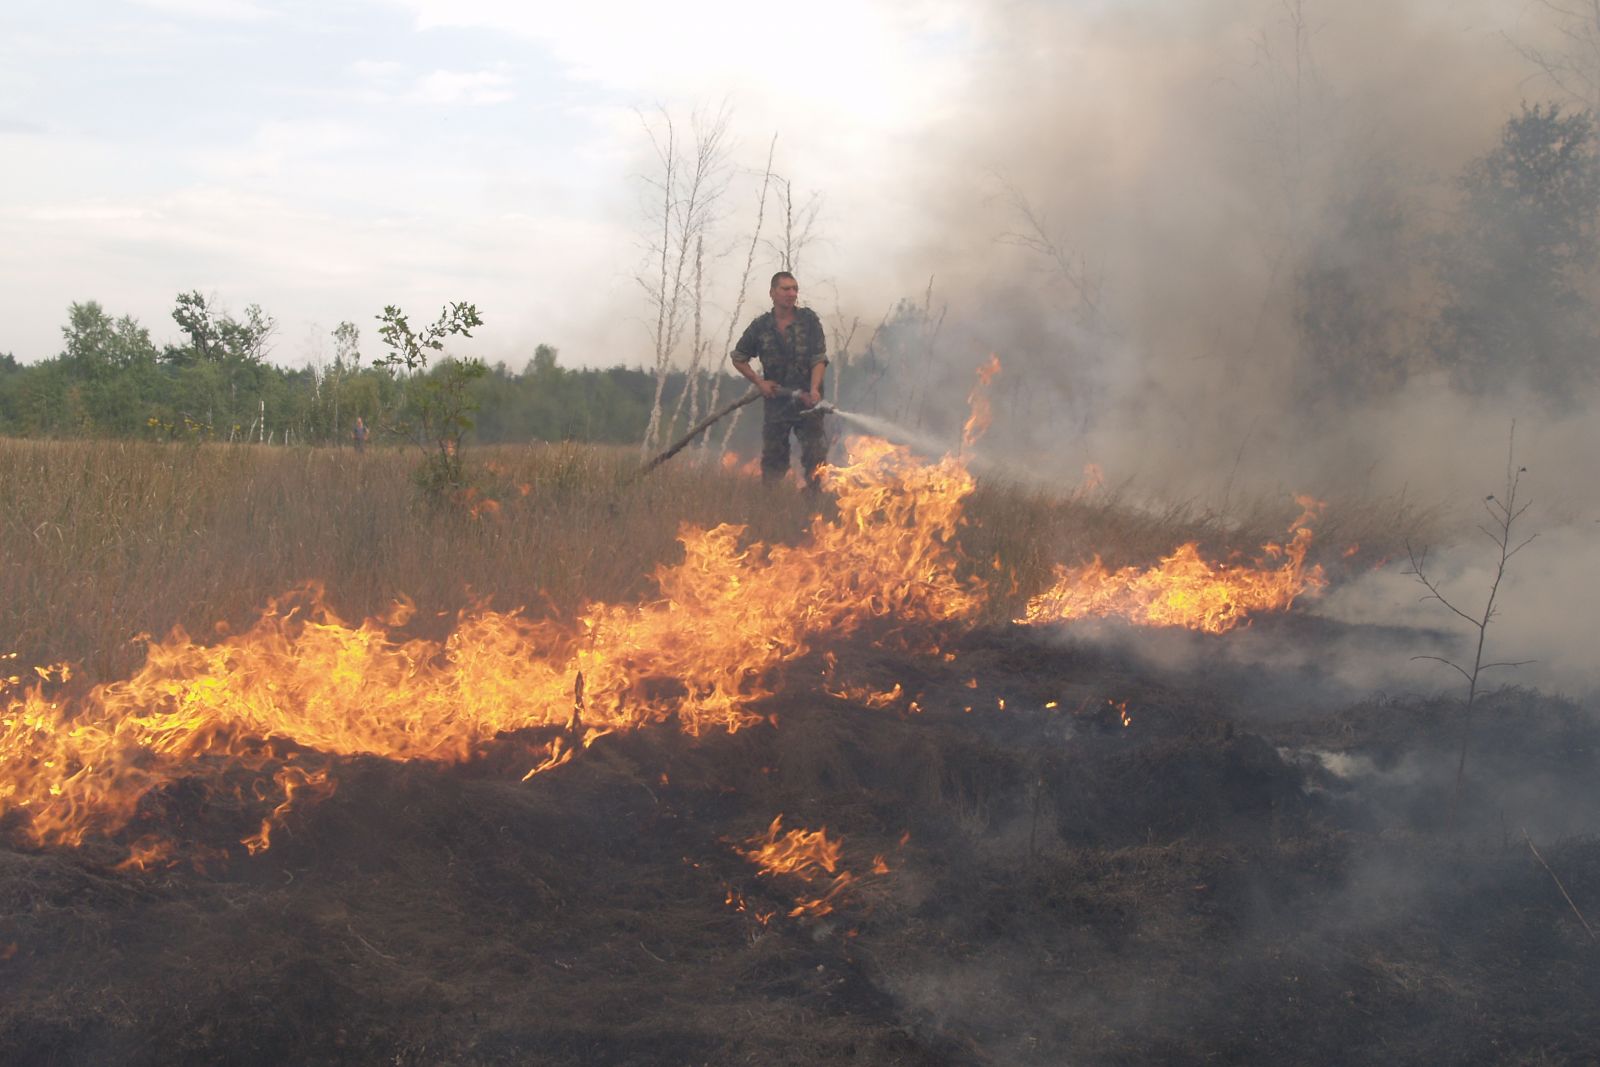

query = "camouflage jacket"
[{"left": 732, "top": 307, "right": 828, "bottom": 391}]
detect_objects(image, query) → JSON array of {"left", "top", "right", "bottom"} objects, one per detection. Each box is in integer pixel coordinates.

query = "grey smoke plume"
[
  {"left": 793, "top": 1, "right": 1600, "bottom": 705},
  {"left": 813, "top": 0, "right": 1594, "bottom": 500}
]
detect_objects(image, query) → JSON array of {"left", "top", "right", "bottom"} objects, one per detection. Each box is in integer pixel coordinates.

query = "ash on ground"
[{"left": 3, "top": 621, "right": 1597, "bottom": 1066}]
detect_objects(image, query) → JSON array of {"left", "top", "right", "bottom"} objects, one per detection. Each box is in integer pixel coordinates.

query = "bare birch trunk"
[
  {"left": 640, "top": 106, "right": 730, "bottom": 456},
  {"left": 707, "top": 134, "right": 777, "bottom": 457}
]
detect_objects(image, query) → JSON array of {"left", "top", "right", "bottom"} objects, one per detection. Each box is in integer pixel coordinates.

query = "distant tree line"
[{"left": 0, "top": 291, "right": 764, "bottom": 454}]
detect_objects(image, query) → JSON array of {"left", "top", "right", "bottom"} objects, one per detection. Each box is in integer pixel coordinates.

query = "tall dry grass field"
[
  {"left": 1, "top": 440, "right": 822, "bottom": 683},
  {"left": 1, "top": 438, "right": 1428, "bottom": 687}
]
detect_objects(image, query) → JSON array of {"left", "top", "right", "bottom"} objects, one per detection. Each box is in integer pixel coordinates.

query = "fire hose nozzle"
[{"left": 780, "top": 388, "right": 834, "bottom": 416}]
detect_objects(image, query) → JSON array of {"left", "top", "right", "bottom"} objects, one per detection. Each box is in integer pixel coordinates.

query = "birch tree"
[{"left": 637, "top": 105, "right": 733, "bottom": 455}]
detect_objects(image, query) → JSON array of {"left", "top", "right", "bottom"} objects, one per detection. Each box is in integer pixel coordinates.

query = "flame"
[
  {"left": 112, "top": 835, "right": 178, "bottom": 873},
  {"left": 824, "top": 682, "right": 904, "bottom": 709},
  {"left": 962, "top": 355, "right": 1003, "bottom": 449},
  {"left": 455, "top": 486, "right": 502, "bottom": 520},
  {"left": 240, "top": 765, "right": 334, "bottom": 855},
  {"left": 1019, "top": 496, "right": 1327, "bottom": 634},
  {"left": 720, "top": 452, "right": 762, "bottom": 478},
  {"left": 1, "top": 438, "right": 983, "bottom": 861},
  {"left": 741, "top": 815, "right": 842, "bottom": 876},
  {"left": 724, "top": 887, "right": 775, "bottom": 926},
  {"left": 1, "top": 655, "right": 70, "bottom": 700},
  {"left": 736, "top": 815, "right": 865, "bottom": 919}
]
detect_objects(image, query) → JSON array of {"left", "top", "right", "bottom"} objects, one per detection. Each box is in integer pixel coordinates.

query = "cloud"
[
  {"left": 411, "top": 68, "right": 515, "bottom": 106},
  {"left": 343, "top": 60, "right": 515, "bottom": 106},
  {"left": 380, "top": 0, "right": 974, "bottom": 144},
  {"left": 191, "top": 117, "right": 379, "bottom": 181},
  {"left": 128, "top": 0, "right": 277, "bottom": 21},
  {"left": 349, "top": 58, "right": 406, "bottom": 84},
  {"left": 12, "top": 201, "right": 157, "bottom": 223}
]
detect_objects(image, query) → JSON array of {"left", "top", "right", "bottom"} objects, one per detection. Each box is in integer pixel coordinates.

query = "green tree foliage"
[
  {"left": 158, "top": 291, "right": 281, "bottom": 437},
  {"left": 372, "top": 302, "right": 486, "bottom": 489},
  {"left": 1435, "top": 103, "right": 1600, "bottom": 400},
  {"left": 59, "top": 302, "right": 164, "bottom": 434},
  {"left": 1294, "top": 171, "right": 1422, "bottom": 408},
  {"left": 463, "top": 349, "right": 768, "bottom": 462},
  {"left": 167, "top": 291, "right": 275, "bottom": 367},
  {"left": 0, "top": 352, "right": 22, "bottom": 430},
  {"left": 0, "top": 302, "right": 764, "bottom": 454}
]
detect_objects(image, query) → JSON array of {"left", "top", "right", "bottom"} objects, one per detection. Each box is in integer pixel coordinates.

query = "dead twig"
[
  {"left": 1405, "top": 425, "right": 1534, "bottom": 829},
  {"left": 346, "top": 922, "right": 399, "bottom": 961},
  {"left": 1523, "top": 828, "right": 1598, "bottom": 943}
]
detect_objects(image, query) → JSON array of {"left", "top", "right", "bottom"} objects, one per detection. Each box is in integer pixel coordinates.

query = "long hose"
[
  {"left": 636, "top": 388, "right": 831, "bottom": 478},
  {"left": 636, "top": 389, "right": 764, "bottom": 478}
]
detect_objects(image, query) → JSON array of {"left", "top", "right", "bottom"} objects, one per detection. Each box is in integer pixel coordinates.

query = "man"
[
  {"left": 352, "top": 415, "right": 368, "bottom": 453},
  {"left": 731, "top": 271, "right": 829, "bottom": 490}
]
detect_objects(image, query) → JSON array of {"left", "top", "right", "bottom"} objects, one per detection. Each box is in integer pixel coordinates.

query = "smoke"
[
  {"left": 1021, "top": 502, "right": 1600, "bottom": 711},
  {"left": 1314, "top": 521, "right": 1600, "bottom": 703},
  {"left": 775, "top": 0, "right": 1600, "bottom": 709},
  {"left": 807, "top": 0, "right": 1592, "bottom": 500}
]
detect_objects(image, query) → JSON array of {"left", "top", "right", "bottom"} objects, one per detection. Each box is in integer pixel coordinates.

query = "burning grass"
[
  {"left": 8, "top": 432, "right": 1561, "bottom": 1066},
  {"left": 1, "top": 438, "right": 1433, "bottom": 686},
  {"left": 0, "top": 439, "right": 824, "bottom": 683},
  {"left": 1, "top": 434, "right": 1445, "bottom": 864},
  {"left": 3, "top": 438, "right": 988, "bottom": 858}
]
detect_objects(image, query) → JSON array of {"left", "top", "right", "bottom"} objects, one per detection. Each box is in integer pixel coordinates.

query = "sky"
[
  {"left": 0, "top": 0, "right": 982, "bottom": 369},
  {"left": 0, "top": 0, "right": 1552, "bottom": 379}
]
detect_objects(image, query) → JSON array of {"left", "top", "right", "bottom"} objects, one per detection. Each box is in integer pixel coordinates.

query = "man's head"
[{"left": 770, "top": 271, "right": 799, "bottom": 311}]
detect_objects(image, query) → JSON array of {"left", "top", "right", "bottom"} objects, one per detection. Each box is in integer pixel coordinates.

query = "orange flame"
[
  {"left": 1, "top": 439, "right": 982, "bottom": 861},
  {"left": 724, "top": 887, "right": 775, "bottom": 926},
  {"left": 736, "top": 815, "right": 866, "bottom": 919},
  {"left": 1019, "top": 496, "right": 1328, "bottom": 633},
  {"left": 741, "top": 815, "right": 843, "bottom": 877},
  {"left": 962, "top": 355, "right": 1002, "bottom": 449},
  {"left": 823, "top": 682, "right": 904, "bottom": 709},
  {"left": 111, "top": 835, "right": 179, "bottom": 873},
  {"left": 720, "top": 452, "right": 762, "bottom": 478},
  {"left": 241, "top": 765, "right": 335, "bottom": 855}
]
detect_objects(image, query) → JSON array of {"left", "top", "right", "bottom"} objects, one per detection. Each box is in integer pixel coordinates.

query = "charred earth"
[{"left": 3, "top": 619, "right": 1597, "bottom": 1067}]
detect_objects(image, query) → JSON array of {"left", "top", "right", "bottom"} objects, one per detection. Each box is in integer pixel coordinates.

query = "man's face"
[{"left": 771, "top": 277, "right": 799, "bottom": 310}]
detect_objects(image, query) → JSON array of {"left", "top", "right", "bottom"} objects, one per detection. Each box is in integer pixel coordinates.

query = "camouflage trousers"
[{"left": 761, "top": 399, "right": 828, "bottom": 490}]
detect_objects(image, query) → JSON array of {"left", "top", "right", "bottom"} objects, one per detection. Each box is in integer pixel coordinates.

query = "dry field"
[
  {"left": 3, "top": 437, "right": 1596, "bottom": 1067},
  {"left": 0, "top": 438, "right": 1410, "bottom": 682}
]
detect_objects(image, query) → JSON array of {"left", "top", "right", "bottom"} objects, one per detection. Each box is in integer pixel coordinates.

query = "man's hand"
[
  {"left": 798, "top": 389, "right": 821, "bottom": 408},
  {"left": 757, "top": 380, "right": 781, "bottom": 399}
]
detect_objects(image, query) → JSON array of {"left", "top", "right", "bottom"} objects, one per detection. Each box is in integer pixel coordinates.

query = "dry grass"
[
  {"left": 961, "top": 476, "right": 1441, "bottom": 623},
  {"left": 1, "top": 438, "right": 1438, "bottom": 683},
  {"left": 0, "top": 440, "right": 818, "bottom": 682}
]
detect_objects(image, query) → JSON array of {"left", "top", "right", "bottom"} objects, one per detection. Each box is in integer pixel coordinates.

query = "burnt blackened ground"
[{"left": 2, "top": 622, "right": 1598, "bottom": 1066}]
